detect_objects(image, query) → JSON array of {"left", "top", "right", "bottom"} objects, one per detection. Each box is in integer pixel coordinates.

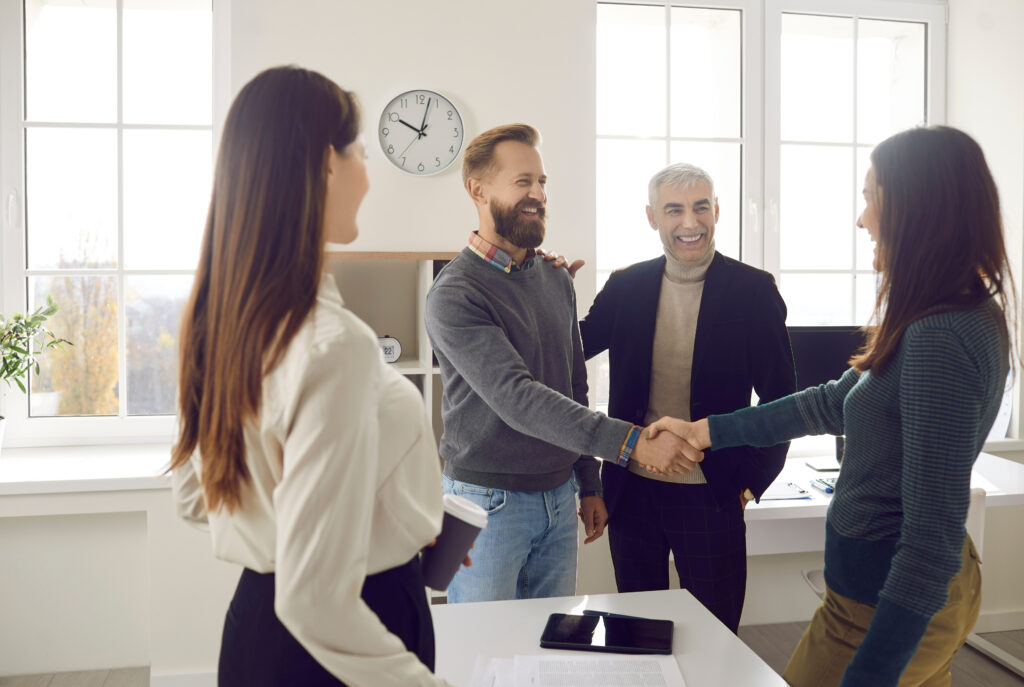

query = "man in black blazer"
[{"left": 579, "top": 163, "right": 796, "bottom": 632}]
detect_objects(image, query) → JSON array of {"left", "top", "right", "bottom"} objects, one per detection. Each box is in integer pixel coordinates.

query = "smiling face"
[
  {"left": 857, "top": 166, "right": 882, "bottom": 270},
  {"left": 647, "top": 181, "right": 718, "bottom": 263},
  {"left": 471, "top": 140, "right": 548, "bottom": 252}
]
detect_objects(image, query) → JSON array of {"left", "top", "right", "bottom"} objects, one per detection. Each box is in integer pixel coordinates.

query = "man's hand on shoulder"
[
  {"left": 536, "top": 247, "right": 585, "bottom": 279},
  {"left": 578, "top": 495, "right": 609, "bottom": 544}
]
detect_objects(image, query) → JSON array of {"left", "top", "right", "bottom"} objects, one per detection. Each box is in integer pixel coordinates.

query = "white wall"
[
  {"left": 3, "top": 0, "right": 1024, "bottom": 681},
  {"left": 229, "top": 0, "right": 599, "bottom": 310}
]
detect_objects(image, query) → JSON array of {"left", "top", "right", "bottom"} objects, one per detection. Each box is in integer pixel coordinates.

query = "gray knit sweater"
[{"left": 425, "top": 248, "right": 634, "bottom": 493}]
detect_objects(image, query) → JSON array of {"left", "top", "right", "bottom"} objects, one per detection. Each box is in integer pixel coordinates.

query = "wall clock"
[{"left": 378, "top": 89, "right": 464, "bottom": 176}]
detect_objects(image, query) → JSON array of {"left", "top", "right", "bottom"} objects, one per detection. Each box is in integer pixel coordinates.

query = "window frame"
[{"left": 0, "top": 0, "right": 229, "bottom": 447}]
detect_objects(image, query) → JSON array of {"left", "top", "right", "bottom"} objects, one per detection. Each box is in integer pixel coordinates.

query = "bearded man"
[{"left": 426, "top": 124, "right": 701, "bottom": 602}]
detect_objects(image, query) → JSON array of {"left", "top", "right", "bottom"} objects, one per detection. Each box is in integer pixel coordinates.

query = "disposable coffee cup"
[{"left": 421, "top": 494, "right": 488, "bottom": 590}]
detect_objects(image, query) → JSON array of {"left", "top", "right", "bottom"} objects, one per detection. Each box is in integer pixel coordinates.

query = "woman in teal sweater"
[{"left": 649, "top": 126, "right": 1015, "bottom": 687}]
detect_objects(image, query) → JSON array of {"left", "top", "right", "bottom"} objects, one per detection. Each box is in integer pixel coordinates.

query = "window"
[
  {"left": 596, "top": 1, "right": 757, "bottom": 292},
  {"left": 594, "top": 0, "right": 946, "bottom": 409},
  {"left": 0, "top": 0, "right": 213, "bottom": 445}
]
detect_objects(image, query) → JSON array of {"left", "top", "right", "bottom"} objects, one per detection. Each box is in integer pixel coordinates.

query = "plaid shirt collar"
[{"left": 467, "top": 231, "right": 536, "bottom": 273}]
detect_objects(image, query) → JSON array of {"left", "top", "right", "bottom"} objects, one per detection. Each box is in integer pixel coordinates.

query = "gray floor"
[{"left": 1, "top": 631, "right": 1022, "bottom": 685}]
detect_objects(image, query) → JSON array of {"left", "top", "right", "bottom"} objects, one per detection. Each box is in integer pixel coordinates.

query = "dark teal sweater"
[{"left": 709, "top": 299, "right": 1008, "bottom": 686}]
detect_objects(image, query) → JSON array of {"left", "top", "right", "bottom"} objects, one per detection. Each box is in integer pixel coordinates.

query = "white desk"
[
  {"left": 431, "top": 589, "right": 787, "bottom": 686},
  {"left": 743, "top": 452, "right": 1024, "bottom": 555}
]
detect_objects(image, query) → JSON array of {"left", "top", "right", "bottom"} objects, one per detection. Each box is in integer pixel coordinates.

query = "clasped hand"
[{"left": 633, "top": 417, "right": 711, "bottom": 476}]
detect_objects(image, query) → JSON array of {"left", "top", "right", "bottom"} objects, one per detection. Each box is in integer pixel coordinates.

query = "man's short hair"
[
  {"left": 462, "top": 123, "right": 541, "bottom": 186},
  {"left": 648, "top": 163, "right": 716, "bottom": 207}
]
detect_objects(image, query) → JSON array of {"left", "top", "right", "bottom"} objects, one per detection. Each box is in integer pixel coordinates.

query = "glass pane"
[
  {"left": 596, "top": 138, "right": 666, "bottom": 272},
  {"left": 857, "top": 19, "right": 925, "bottom": 144},
  {"left": 855, "top": 271, "right": 879, "bottom": 325},
  {"left": 123, "top": 0, "right": 212, "bottom": 125},
  {"left": 780, "top": 144, "right": 853, "bottom": 270},
  {"left": 24, "top": 0, "right": 117, "bottom": 122},
  {"left": 26, "top": 128, "right": 118, "bottom": 269},
  {"left": 123, "top": 129, "right": 212, "bottom": 269},
  {"left": 780, "top": 273, "right": 853, "bottom": 325},
  {"left": 126, "top": 275, "right": 192, "bottom": 415},
  {"left": 855, "top": 146, "right": 874, "bottom": 270},
  {"left": 669, "top": 7, "right": 741, "bottom": 139},
  {"left": 669, "top": 141, "right": 740, "bottom": 260},
  {"left": 29, "top": 276, "right": 119, "bottom": 417},
  {"left": 781, "top": 14, "right": 853, "bottom": 143},
  {"left": 597, "top": 4, "right": 666, "bottom": 136}
]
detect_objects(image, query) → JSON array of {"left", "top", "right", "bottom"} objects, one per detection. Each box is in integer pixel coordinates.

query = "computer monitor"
[
  {"left": 787, "top": 326, "right": 868, "bottom": 463},
  {"left": 787, "top": 326, "right": 867, "bottom": 391}
]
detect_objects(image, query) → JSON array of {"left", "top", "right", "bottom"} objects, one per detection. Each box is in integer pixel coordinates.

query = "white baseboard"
[
  {"left": 973, "top": 609, "right": 1024, "bottom": 633},
  {"left": 150, "top": 672, "right": 216, "bottom": 687}
]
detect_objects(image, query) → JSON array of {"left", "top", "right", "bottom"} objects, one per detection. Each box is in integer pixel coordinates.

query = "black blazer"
[{"left": 579, "top": 252, "right": 797, "bottom": 512}]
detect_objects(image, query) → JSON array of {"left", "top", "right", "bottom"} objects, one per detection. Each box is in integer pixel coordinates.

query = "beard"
[{"left": 491, "top": 197, "right": 546, "bottom": 250}]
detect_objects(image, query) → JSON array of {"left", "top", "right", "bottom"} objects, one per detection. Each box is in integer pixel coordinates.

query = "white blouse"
[{"left": 173, "top": 274, "right": 446, "bottom": 687}]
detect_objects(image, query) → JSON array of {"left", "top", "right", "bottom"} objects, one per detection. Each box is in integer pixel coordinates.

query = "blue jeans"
[{"left": 441, "top": 475, "right": 578, "bottom": 603}]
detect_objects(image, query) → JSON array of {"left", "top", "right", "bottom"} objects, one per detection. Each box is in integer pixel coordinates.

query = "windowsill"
[
  {"left": 3, "top": 436, "right": 1023, "bottom": 499},
  {"left": 0, "top": 443, "right": 171, "bottom": 496}
]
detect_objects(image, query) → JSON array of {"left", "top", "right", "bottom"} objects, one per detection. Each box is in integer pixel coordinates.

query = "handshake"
[{"left": 632, "top": 417, "right": 712, "bottom": 476}]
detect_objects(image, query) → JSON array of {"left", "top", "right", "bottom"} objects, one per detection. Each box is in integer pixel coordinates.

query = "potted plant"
[{"left": 0, "top": 294, "right": 72, "bottom": 443}]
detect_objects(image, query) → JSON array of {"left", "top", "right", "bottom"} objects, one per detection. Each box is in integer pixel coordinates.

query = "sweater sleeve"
[
  {"left": 568, "top": 289, "right": 602, "bottom": 494},
  {"left": 842, "top": 328, "right": 983, "bottom": 686},
  {"left": 426, "top": 282, "right": 634, "bottom": 465},
  {"left": 709, "top": 366, "right": 861, "bottom": 449}
]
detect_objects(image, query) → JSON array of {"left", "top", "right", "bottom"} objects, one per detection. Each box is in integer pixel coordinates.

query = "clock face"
[{"left": 378, "top": 89, "right": 464, "bottom": 176}]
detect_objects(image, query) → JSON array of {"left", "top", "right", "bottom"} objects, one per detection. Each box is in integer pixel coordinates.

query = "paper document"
[
  {"left": 760, "top": 480, "right": 811, "bottom": 500},
  {"left": 469, "top": 654, "right": 686, "bottom": 687}
]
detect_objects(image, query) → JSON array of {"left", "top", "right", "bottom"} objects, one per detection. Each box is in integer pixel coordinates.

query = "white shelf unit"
[{"left": 325, "top": 250, "right": 455, "bottom": 445}]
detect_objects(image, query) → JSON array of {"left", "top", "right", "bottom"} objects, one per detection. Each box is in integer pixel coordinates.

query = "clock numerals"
[{"left": 379, "top": 89, "right": 464, "bottom": 176}]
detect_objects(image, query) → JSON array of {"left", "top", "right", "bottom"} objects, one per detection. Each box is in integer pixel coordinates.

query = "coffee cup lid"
[{"left": 442, "top": 493, "right": 488, "bottom": 529}]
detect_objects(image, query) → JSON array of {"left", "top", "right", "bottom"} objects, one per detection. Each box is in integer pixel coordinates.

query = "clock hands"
[
  {"left": 418, "top": 97, "right": 432, "bottom": 137},
  {"left": 397, "top": 119, "right": 421, "bottom": 135}
]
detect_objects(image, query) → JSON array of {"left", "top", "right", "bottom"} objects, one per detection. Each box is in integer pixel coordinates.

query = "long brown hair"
[
  {"left": 852, "top": 126, "right": 1016, "bottom": 375},
  {"left": 170, "top": 66, "right": 360, "bottom": 512}
]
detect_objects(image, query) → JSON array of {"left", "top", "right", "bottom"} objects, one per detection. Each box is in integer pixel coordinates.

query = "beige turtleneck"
[{"left": 630, "top": 240, "right": 715, "bottom": 484}]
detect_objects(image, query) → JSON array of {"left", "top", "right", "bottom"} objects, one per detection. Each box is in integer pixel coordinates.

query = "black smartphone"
[{"left": 539, "top": 613, "right": 673, "bottom": 654}]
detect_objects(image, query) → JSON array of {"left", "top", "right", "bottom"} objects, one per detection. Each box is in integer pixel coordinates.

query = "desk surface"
[
  {"left": 431, "top": 589, "right": 786, "bottom": 686},
  {"left": 742, "top": 451, "right": 1024, "bottom": 555}
]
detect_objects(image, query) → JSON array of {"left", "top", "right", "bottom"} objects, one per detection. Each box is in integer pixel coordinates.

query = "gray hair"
[{"left": 648, "top": 163, "right": 716, "bottom": 207}]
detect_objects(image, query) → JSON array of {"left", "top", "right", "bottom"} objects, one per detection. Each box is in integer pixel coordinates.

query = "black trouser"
[
  {"left": 607, "top": 473, "right": 747, "bottom": 633},
  {"left": 218, "top": 556, "right": 434, "bottom": 686}
]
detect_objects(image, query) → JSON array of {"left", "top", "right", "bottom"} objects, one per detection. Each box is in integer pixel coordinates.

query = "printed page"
[{"left": 512, "top": 654, "right": 686, "bottom": 687}]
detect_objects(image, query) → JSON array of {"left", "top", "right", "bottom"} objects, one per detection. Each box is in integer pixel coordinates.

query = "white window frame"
[
  {"left": 762, "top": 0, "right": 947, "bottom": 288},
  {"left": 0, "top": 0, "right": 231, "bottom": 447}
]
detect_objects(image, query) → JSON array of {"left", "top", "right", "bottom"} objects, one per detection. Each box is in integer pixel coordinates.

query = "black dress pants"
[
  {"left": 607, "top": 472, "right": 747, "bottom": 633},
  {"left": 218, "top": 556, "right": 434, "bottom": 686}
]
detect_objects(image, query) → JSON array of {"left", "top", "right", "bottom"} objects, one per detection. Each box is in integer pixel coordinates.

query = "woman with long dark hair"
[
  {"left": 170, "top": 66, "right": 451, "bottom": 687},
  {"left": 649, "top": 126, "right": 1015, "bottom": 687}
]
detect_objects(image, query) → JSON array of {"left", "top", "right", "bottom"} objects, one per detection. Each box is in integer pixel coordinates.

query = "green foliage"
[{"left": 0, "top": 294, "right": 73, "bottom": 393}]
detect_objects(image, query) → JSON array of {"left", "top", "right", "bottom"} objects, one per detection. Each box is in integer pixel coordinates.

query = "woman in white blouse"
[{"left": 170, "top": 66, "right": 451, "bottom": 687}]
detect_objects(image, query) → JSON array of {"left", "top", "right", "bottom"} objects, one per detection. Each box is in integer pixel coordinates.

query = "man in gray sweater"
[{"left": 425, "top": 123, "right": 700, "bottom": 603}]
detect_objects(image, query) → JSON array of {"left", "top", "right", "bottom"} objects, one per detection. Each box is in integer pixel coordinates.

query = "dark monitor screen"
[{"left": 787, "top": 326, "right": 867, "bottom": 391}]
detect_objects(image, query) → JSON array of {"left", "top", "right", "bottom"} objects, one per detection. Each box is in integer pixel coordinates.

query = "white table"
[
  {"left": 431, "top": 588, "right": 787, "bottom": 686},
  {"left": 743, "top": 452, "right": 1024, "bottom": 555}
]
